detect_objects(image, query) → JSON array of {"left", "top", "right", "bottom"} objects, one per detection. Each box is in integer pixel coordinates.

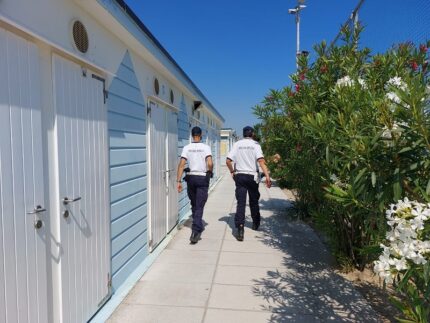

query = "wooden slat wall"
[{"left": 108, "top": 52, "right": 148, "bottom": 290}]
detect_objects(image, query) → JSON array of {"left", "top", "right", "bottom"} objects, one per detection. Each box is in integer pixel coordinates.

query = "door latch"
[
  {"left": 27, "top": 205, "right": 47, "bottom": 214},
  {"left": 62, "top": 197, "right": 81, "bottom": 205}
]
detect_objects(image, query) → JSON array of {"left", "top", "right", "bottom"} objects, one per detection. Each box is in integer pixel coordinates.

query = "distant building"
[{"left": 220, "top": 128, "right": 238, "bottom": 161}]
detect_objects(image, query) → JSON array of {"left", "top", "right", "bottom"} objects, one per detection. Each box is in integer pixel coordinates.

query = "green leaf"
[
  {"left": 325, "top": 146, "right": 330, "bottom": 165},
  {"left": 393, "top": 182, "right": 402, "bottom": 201},
  {"left": 371, "top": 172, "right": 376, "bottom": 188},
  {"left": 354, "top": 168, "right": 367, "bottom": 185},
  {"left": 398, "top": 146, "right": 413, "bottom": 154},
  {"left": 409, "top": 163, "right": 418, "bottom": 171},
  {"left": 426, "top": 179, "right": 430, "bottom": 195}
]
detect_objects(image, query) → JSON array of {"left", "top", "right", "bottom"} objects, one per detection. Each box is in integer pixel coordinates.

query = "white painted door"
[
  {"left": 167, "top": 110, "right": 179, "bottom": 232},
  {"left": 53, "top": 55, "right": 110, "bottom": 323},
  {"left": 0, "top": 28, "right": 49, "bottom": 323},
  {"left": 148, "top": 101, "right": 178, "bottom": 249},
  {"left": 148, "top": 101, "right": 167, "bottom": 250}
]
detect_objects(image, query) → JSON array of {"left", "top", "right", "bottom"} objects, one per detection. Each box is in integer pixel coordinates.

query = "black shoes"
[
  {"left": 190, "top": 231, "right": 201, "bottom": 244},
  {"left": 237, "top": 225, "right": 244, "bottom": 241},
  {"left": 252, "top": 222, "right": 260, "bottom": 231}
]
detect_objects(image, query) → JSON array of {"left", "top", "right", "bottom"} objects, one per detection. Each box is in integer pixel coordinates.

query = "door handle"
[
  {"left": 27, "top": 205, "right": 47, "bottom": 214},
  {"left": 63, "top": 197, "right": 82, "bottom": 205}
]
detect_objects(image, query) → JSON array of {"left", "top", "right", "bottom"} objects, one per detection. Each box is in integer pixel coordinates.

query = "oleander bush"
[{"left": 254, "top": 26, "right": 430, "bottom": 321}]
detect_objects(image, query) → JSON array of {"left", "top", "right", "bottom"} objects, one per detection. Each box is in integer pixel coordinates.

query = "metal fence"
[{"left": 331, "top": 0, "right": 430, "bottom": 52}]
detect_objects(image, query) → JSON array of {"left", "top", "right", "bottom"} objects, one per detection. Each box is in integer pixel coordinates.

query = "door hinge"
[
  {"left": 92, "top": 74, "right": 108, "bottom": 104},
  {"left": 108, "top": 272, "right": 112, "bottom": 289},
  {"left": 97, "top": 273, "right": 113, "bottom": 308}
]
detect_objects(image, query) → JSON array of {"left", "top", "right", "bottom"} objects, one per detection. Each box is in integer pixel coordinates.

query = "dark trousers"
[
  {"left": 234, "top": 174, "right": 261, "bottom": 228},
  {"left": 187, "top": 175, "right": 209, "bottom": 233}
]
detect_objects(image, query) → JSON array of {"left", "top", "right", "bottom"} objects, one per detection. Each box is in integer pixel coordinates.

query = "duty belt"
[
  {"left": 188, "top": 171, "right": 207, "bottom": 176},
  {"left": 236, "top": 171, "right": 257, "bottom": 175}
]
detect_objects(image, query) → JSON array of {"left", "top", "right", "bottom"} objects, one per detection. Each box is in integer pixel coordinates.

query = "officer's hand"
[
  {"left": 177, "top": 182, "right": 183, "bottom": 193},
  {"left": 265, "top": 177, "right": 272, "bottom": 188}
]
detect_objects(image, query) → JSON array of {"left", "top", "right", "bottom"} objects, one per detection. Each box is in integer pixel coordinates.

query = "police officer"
[
  {"left": 226, "top": 126, "right": 271, "bottom": 241},
  {"left": 176, "top": 126, "right": 213, "bottom": 244}
]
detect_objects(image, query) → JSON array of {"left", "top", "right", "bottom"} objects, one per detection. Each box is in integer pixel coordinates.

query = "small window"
[
  {"left": 154, "top": 78, "right": 160, "bottom": 95},
  {"left": 170, "top": 89, "right": 174, "bottom": 104}
]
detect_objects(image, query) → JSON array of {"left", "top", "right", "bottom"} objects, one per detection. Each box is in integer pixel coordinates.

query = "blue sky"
[{"left": 124, "top": 0, "right": 429, "bottom": 133}]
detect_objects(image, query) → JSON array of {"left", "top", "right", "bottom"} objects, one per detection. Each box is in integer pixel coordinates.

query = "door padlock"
[
  {"left": 34, "top": 220, "right": 43, "bottom": 229},
  {"left": 63, "top": 210, "right": 70, "bottom": 219}
]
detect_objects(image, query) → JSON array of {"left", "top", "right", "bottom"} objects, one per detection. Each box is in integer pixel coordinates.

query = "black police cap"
[
  {"left": 191, "top": 126, "right": 202, "bottom": 136},
  {"left": 243, "top": 126, "right": 254, "bottom": 137}
]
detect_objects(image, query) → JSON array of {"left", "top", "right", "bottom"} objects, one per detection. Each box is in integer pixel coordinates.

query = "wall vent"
[
  {"left": 170, "top": 89, "right": 174, "bottom": 104},
  {"left": 154, "top": 78, "right": 160, "bottom": 95},
  {"left": 72, "top": 20, "right": 89, "bottom": 53}
]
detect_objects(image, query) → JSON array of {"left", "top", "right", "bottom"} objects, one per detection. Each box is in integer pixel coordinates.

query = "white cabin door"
[
  {"left": 167, "top": 110, "right": 179, "bottom": 232},
  {"left": 53, "top": 55, "right": 110, "bottom": 323},
  {"left": 0, "top": 28, "right": 49, "bottom": 323},
  {"left": 148, "top": 101, "right": 167, "bottom": 250},
  {"left": 148, "top": 101, "right": 178, "bottom": 250}
]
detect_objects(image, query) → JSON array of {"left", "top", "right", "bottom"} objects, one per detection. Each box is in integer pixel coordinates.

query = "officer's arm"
[
  {"left": 206, "top": 156, "right": 213, "bottom": 172},
  {"left": 226, "top": 158, "right": 235, "bottom": 176},
  {"left": 258, "top": 158, "right": 272, "bottom": 188},
  {"left": 177, "top": 158, "right": 186, "bottom": 182}
]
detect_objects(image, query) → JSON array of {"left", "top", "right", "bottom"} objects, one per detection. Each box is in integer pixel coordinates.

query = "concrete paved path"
[{"left": 107, "top": 169, "right": 379, "bottom": 323}]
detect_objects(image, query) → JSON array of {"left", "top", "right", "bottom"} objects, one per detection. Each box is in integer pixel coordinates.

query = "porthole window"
[
  {"left": 154, "top": 78, "right": 160, "bottom": 95},
  {"left": 170, "top": 89, "right": 174, "bottom": 104},
  {"left": 72, "top": 20, "right": 89, "bottom": 53}
]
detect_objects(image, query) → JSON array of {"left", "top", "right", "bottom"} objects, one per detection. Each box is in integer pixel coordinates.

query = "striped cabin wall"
[
  {"left": 178, "top": 95, "right": 191, "bottom": 221},
  {"left": 108, "top": 51, "right": 148, "bottom": 290}
]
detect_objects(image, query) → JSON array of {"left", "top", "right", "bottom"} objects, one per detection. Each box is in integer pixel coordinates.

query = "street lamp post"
[{"left": 289, "top": 0, "right": 306, "bottom": 69}]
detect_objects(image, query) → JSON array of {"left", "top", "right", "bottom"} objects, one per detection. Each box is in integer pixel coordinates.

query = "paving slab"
[
  {"left": 218, "top": 251, "right": 289, "bottom": 267},
  {"left": 108, "top": 168, "right": 380, "bottom": 323},
  {"left": 153, "top": 249, "right": 219, "bottom": 265},
  {"left": 124, "top": 281, "right": 211, "bottom": 307},
  {"left": 108, "top": 304, "right": 204, "bottom": 323},
  {"left": 141, "top": 262, "right": 216, "bottom": 284},
  {"left": 204, "top": 309, "right": 320, "bottom": 323},
  {"left": 166, "top": 237, "right": 223, "bottom": 252}
]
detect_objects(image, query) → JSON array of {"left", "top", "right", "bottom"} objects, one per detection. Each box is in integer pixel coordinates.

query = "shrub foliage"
[{"left": 254, "top": 26, "right": 430, "bottom": 270}]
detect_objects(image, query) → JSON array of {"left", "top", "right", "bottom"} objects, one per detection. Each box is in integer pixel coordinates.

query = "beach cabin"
[
  {"left": 220, "top": 128, "right": 238, "bottom": 161},
  {"left": 0, "top": 0, "right": 224, "bottom": 322}
]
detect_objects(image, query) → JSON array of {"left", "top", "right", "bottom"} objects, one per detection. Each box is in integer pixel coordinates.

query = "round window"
[
  {"left": 170, "top": 89, "right": 174, "bottom": 104},
  {"left": 72, "top": 20, "right": 89, "bottom": 53},
  {"left": 154, "top": 78, "right": 160, "bottom": 95}
]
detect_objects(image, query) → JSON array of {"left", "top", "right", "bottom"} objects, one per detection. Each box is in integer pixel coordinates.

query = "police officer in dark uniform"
[
  {"left": 176, "top": 126, "right": 213, "bottom": 244},
  {"left": 226, "top": 126, "right": 271, "bottom": 241}
]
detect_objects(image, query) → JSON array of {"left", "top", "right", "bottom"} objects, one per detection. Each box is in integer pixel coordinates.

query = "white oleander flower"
[
  {"left": 336, "top": 75, "right": 354, "bottom": 88},
  {"left": 381, "top": 123, "right": 404, "bottom": 140},
  {"left": 330, "top": 174, "right": 339, "bottom": 183},
  {"left": 386, "top": 92, "right": 401, "bottom": 104},
  {"left": 335, "top": 76, "right": 367, "bottom": 90},
  {"left": 386, "top": 76, "right": 407, "bottom": 91},
  {"left": 374, "top": 198, "right": 430, "bottom": 283},
  {"left": 357, "top": 78, "right": 367, "bottom": 89}
]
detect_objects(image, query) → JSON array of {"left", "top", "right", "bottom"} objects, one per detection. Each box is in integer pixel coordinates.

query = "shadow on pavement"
[
  {"left": 220, "top": 196, "right": 380, "bottom": 322},
  {"left": 257, "top": 200, "right": 379, "bottom": 322}
]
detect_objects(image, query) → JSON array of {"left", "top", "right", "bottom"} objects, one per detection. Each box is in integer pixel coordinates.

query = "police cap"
[
  {"left": 191, "top": 126, "right": 202, "bottom": 136},
  {"left": 243, "top": 126, "right": 254, "bottom": 138}
]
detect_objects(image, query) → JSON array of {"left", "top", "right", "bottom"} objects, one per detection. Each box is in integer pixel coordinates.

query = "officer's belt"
[
  {"left": 188, "top": 171, "right": 207, "bottom": 176},
  {"left": 236, "top": 171, "right": 257, "bottom": 175}
]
